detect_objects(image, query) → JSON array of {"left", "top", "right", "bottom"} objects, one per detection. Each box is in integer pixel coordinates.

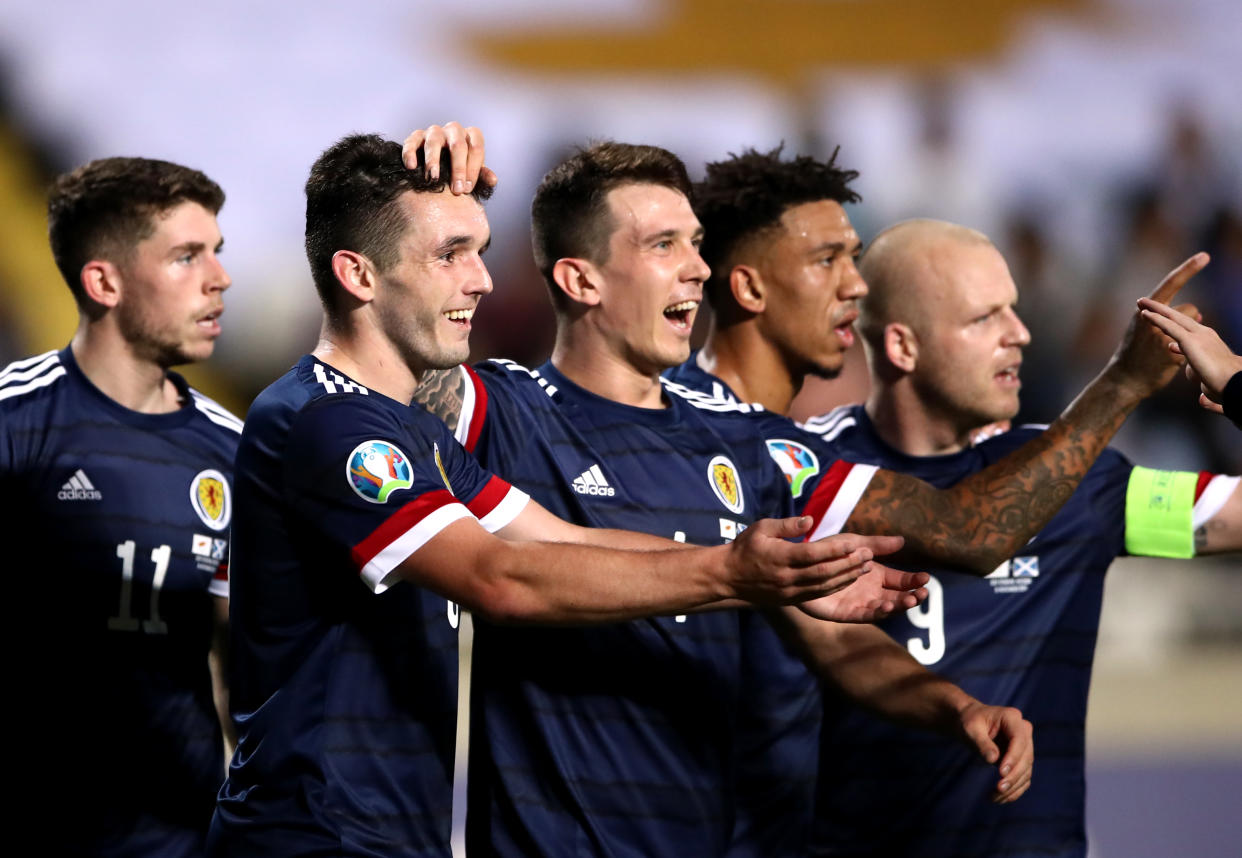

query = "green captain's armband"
[{"left": 1124, "top": 466, "right": 1198, "bottom": 559}]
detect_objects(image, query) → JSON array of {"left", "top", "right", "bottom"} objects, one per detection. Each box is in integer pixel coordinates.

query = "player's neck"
[
  {"left": 551, "top": 326, "right": 668, "bottom": 410},
  {"left": 701, "top": 321, "right": 799, "bottom": 415},
  {"left": 865, "top": 385, "right": 972, "bottom": 456},
  {"left": 312, "top": 321, "right": 419, "bottom": 405},
  {"left": 70, "top": 323, "right": 181, "bottom": 414}
]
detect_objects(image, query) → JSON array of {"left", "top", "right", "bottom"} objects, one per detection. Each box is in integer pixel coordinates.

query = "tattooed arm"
[
  {"left": 843, "top": 254, "right": 1208, "bottom": 575},
  {"left": 413, "top": 368, "right": 467, "bottom": 435}
]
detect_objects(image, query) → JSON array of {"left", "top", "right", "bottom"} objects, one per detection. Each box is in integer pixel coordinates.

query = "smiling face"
[
  {"left": 112, "top": 201, "right": 230, "bottom": 368},
  {"left": 750, "top": 199, "right": 866, "bottom": 379},
  {"left": 909, "top": 240, "right": 1031, "bottom": 432},
  {"left": 589, "top": 182, "right": 711, "bottom": 376},
  {"left": 372, "top": 189, "right": 493, "bottom": 373}
]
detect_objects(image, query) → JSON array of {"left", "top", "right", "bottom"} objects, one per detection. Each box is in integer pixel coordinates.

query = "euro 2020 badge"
[
  {"left": 707, "top": 454, "right": 745, "bottom": 514},
  {"left": 190, "top": 469, "right": 231, "bottom": 531},
  {"left": 764, "top": 438, "right": 820, "bottom": 499},
  {"left": 348, "top": 440, "right": 413, "bottom": 503}
]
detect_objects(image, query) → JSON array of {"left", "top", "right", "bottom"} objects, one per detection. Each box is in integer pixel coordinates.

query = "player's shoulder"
[
  {"left": 660, "top": 375, "right": 769, "bottom": 417},
  {"left": 0, "top": 350, "right": 69, "bottom": 416},
  {"left": 245, "top": 357, "right": 401, "bottom": 445},
  {"left": 471, "top": 358, "right": 559, "bottom": 401},
  {"left": 185, "top": 387, "right": 244, "bottom": 437},
  {"left": 795, "top": 404, "right": 864, "bottom": 444},
  {"left": 978, "top": 422, "right": 1132, "bottom": 475}
]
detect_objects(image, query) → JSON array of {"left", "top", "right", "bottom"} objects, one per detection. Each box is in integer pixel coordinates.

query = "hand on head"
[{"left": 402, "top": 122, "right": 497, "bottom": 194}]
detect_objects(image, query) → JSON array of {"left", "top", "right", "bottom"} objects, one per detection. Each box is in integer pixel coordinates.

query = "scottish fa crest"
[
  {"left": 764, "top": 439, "right": 820, "bottom": 498},
  {"left": 189, "top": 469, "right": 231, "bottom": 531},
  {"left": 347, "top": 440, "right": 413, "bottom": 503},
  {"left": 708, "top": 455, "right": 745, "bottom": 514}
]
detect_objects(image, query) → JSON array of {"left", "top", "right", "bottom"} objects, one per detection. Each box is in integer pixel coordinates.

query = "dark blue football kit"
[
  {"left": 670, "top": 354, "right": 1237, "bottom": 858},
  {"left": 666, "top": 356, "right": 878, "bottom": 858},
  {"left": 1, "top": 346, "right": 240, "bottom": 857},
  {"left": 209, "top": 356, "right": 526, "bottom": 858},
  {"left": 449, "top": 359, "right": 875, "bottom": 858},
  {"left": 802, "top": 404, "right": 1235, "bottom": 858}
]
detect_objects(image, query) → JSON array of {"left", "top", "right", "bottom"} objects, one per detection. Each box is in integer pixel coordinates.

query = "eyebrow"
[
  {"left": 640, "top": 227, "right": 703, "bottom": 244},
  {"left": 432, "top": 233, "right": 489, "bottom": 255},
  {"left": 807, "top": 238, "right": 862, "bottom": 257},
  {"left": 170, "top": 240, "right": 216, "bottom": 256}
]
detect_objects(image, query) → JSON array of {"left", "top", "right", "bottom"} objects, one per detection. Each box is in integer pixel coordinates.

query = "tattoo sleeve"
[
  {"left": 412, "top": 368, "right": 466, "bottom": 434},
  {"left": 844, "top": 372, "right": 1139, "bottom": 575}
]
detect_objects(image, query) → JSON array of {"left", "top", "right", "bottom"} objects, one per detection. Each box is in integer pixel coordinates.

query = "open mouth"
[
  {"left": 663, "top": 300, "right": 699, "bottom": 331},
  {"left": 996, "top": 365, "right": 1021, "bottom": 386},
  {"left": 832, "top": 310, "right": 858, "bottom": 348},
  {"left": 834, "top": 321, "right": 855, "bottom": 348},
  {"left": 197, "top": 308, "right": 223, "bottom": 334},
  {"left": 444, "top": 308, "right": 475, "bottom": 326}
]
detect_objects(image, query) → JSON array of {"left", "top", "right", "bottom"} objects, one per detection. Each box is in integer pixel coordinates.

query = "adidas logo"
[
  {"left": 572, "top": 464, "right": 615, "bottom": 497},
  {"left": 58, "top": 468, "right": 102, "bottom": 501}
]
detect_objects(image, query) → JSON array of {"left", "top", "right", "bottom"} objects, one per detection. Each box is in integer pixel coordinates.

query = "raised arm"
[
  {"left": 1138, "top": 296, "right": 1242, "bottom": 425},
  {"left": 843, "top": 254, "right": 1209, "bottom": 574},
  {"left": 769, "top": 607, "right": 1033, "bottom": 803}
]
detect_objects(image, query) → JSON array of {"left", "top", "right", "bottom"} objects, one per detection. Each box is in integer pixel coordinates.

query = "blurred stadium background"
[{"left": 1, "top": 1, "right": 1238, "bottom": 855}]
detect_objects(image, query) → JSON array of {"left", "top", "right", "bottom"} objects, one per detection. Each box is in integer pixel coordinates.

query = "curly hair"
[
  {"left": 47, "top": 157, "right": 225, "bottom": 305},
  {"left": 694, "top": 146, "right": 860, "bottom": 307},
  {"left": 304, "top": 133, "right": 493, "bottom": 314}
]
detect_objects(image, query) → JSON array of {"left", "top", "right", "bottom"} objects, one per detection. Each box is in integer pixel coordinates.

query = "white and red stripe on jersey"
[
  {"left": 351, "top": 476, "right": 528, "bottom": 594},
  {"left": 1193, "top": 472, "right": 1239, "bottom": 530},
  {"left": 800, "top": 459, "right": 879, "bottom": 542}
]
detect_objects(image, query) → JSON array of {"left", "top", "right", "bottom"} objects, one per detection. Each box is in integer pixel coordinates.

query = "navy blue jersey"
[
  {"left": 452, "top": 358, "right": 827, "bottom": 857},
  {"left": 0, "top": 346, "right": 240, "bottom": 857},
  {"left": 209, "top": 356, "right": 526, "bottom": 858},
  {"left": 665, "top": 356, "right": 878, "bottom": 858},
  {"left": 806, "top": 403, "right": 1134, "bottom": 858}
]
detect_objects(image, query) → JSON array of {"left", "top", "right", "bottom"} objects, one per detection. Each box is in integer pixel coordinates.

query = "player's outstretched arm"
[
  {"left": 842, "top": 254, "right": 1210, "bottom": 575},
  {"left": 1138, "top": 296, "right": 1242, "bottom": 424},
  {"left": 396, "top": 507, "right": 882, "bottom": 625},
  {"left": 768, "top": 610, "right": 1033, "bottom": 803}
]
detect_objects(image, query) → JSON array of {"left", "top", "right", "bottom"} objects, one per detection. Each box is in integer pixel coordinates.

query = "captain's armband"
[{"left": 1124, "top": 467, "right": 1197, "bottom": 558}]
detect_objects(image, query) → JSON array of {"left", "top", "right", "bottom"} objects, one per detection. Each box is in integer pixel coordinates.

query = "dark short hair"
[
  {"left": 47, "top": 157, "right": 225, "bottom": 305},
  {"left": 304, "top": 133, "right": 494, "bottom": 315},
  {"left": 694, "top": 146, "right": 860, "bottom": 308},
  {"left": 530, "top": 141, "right": 693, "bottom": 306}
]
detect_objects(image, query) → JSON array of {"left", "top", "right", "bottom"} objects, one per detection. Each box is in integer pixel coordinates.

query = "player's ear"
[
  {"left": 885, "top": 322, "right": 919, "bottom": 373},
  {"left": 80, "top": 260, "right": 121, "bottom": 309},
  {"left": 729, "top": 264, "right": 765, "bottom": 314},
  {"left": 551, "top": 258, "right": 601, "bottom": 307},
  {"left": 331, "top": 250, "right": 377, "bottom": 303}
]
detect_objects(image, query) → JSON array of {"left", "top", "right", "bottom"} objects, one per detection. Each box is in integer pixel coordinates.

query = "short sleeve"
[{"left": 284, "top": 396, "right": 524, "bottom": 594}]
